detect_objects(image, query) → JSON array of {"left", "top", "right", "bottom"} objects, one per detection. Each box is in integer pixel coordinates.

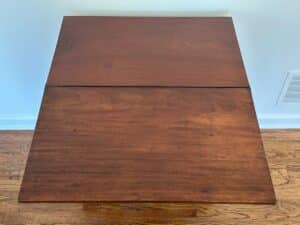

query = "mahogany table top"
[{"left": 19, "top": 17, "right": 275, "bottom": 203}]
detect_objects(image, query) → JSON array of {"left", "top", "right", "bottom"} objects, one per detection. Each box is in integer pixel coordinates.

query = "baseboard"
[
  {"left": 0, "top": 115, "right": 36, "bottom": 130},
  {"left": 0, "top": 114, "right": 299, "bottom": 130},
  {"left": 258, "top": 113, "right": 300, "bottom": 129}
]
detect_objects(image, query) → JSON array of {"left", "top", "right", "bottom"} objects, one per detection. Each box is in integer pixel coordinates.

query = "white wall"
[{"left": 1, "top": 0, "right": 300, "bottom": 129}]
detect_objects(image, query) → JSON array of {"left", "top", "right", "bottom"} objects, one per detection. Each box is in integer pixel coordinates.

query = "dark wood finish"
[
  {"left": 19, "top": 17, "right": 274, "bottom": 203},
  {"left": 19, "top": 87, "right": 275, "bottom": 203},
  {"left": 2, "top": 130, "right": 299, "bottom": 224},
  {"left": 47, "top": 17, "right": 248, "bottom": 87}
]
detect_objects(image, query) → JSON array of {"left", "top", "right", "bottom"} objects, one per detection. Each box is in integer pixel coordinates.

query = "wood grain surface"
[
  {"left": 19, "top": 87, "right": 274, "bottom": 203},
  {"left": 1, "top": 130, "right": 299, "bottom": 224},
  {"left": 47, "top": 17, "right": 248, "bottom": 87}
]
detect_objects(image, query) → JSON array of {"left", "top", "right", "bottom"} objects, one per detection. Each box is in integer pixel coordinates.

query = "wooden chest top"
[{"left": 19, "top": 17, "right": 275, "bottom": 203}]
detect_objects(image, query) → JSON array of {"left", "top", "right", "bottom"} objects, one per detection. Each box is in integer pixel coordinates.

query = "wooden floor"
[{"left": 0, "top": 130, "right": 299, "bottom": 225}]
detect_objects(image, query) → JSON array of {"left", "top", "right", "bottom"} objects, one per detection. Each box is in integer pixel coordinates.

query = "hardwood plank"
[
  {"left": 47, "top": 17, "right": 248, "bottom": 87},
  {"left": 19, "top": 87, "right": 274, "bottom": 203},
  {"left": 1, "top": 130, "right": 299, "bottom": 224}
]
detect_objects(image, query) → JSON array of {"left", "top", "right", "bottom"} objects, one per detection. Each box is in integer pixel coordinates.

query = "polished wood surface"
[
  {"left": 47, "top": 17, "right": 248, "bottom": 87},
  {"left": 20, "top": 17, "right": 272, "bottom": 203},
  {"left": 1, "top": 130, "right": 299, "bottom": 224},
  {"left": 19, "top": 87, "right": 274, "bottom": 203}
]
